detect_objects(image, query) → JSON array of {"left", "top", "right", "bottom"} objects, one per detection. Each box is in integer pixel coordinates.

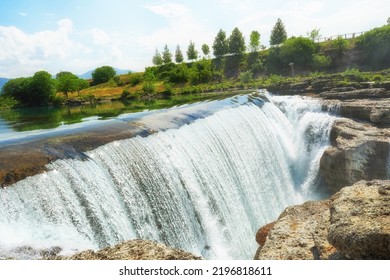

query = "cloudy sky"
[{"left": 0, "top": 0, "right": 388, "bottom": 78}]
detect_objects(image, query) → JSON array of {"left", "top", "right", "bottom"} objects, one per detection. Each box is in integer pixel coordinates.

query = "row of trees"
[
  {"left": 152, "top": 18, "right": 289, "bottom": 66},
  {"left": 1, "top": 66, "right": 118, "bottom": 107}
]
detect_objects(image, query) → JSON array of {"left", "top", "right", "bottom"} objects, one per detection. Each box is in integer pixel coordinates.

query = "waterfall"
[{"left": 0, "top": 93, "right": 336, "bottom": 260}]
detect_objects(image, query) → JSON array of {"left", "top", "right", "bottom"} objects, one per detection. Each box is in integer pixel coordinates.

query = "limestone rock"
[
  {"left": 328, "top": 180, "right": 390, "bottom": 259},
  {"left": 320, "top": 118, "right": 390, "bottom": 194},
  {"left": 50, "top": 240, "right": 202, "bottom": 260},
  {"left": 322, "top": 98, "right": 390, "bottom": 125},
  {"left": 320, "top": 88, "right": 390, "bottom": 100},
  {"left": 255, "top": 200, "right": 340, "bottom": 260}
]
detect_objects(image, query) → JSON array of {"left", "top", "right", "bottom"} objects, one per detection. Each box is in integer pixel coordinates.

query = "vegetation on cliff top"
[{"left": 1, "top": 20, "right": 390, "bottom": 109}]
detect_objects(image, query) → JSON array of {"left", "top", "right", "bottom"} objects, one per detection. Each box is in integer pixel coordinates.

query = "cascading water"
[{"left": 0, "top": 92, "right": 337, "bottom": 260}]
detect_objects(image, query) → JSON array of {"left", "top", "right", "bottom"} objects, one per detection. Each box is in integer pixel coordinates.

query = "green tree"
[
  {"left": 162, "top": 44, "right": 172, "bottom": 64},
  {"left": 187, "top": 41, "right": 198, "bottom": 61},
  {"left": 189, "top": 59, "right": 212, "bottom": 84},
  {"left": 249, "top": 31, "right": 261, "bottom": 52},
  {"left": 92, "top": 66, "right": 116, "bottom": 85},
  {"left": 307, "top": 28, "right": 321, "bottom": 41},
  {"left": 56, "top": 71, "right": 79, "bottom": 98},
  {"left": 175, "top": 45, "right": 184, "bottom": 63},
  {"left": 213, "top": 29, "right": 229, "bottom": 58},
  {"left": 330, "top": 36, "right": 349, "bottom": 55},
  {"left": 152, "top": 49, "right": 163, "bottom": 66},
  {"left": 280, "top": 37, "right": 316, "bottom": 67},
  {"left": 1, "top": 77, "right": 31, "bottom": 105},
  {"left": 3, "top": 71, "right": 55, "bottom": 107},
  {"left": 76, "top": 79, "right": 90, "bottom": 96},
  {"left": 201, "top": 44, "right": 210, "bottom": 57},
  {"left": 270, "top": 18, "right": 287, "bottom": 45},
  {"left": 29, "top": 71, "right": 56, "bottom": 105},
  {"left": 356, "top": 24, "right": 390, "bottom": 69},
  {"left": 228, "top": 27, "right": 246, "bottom": 55}
]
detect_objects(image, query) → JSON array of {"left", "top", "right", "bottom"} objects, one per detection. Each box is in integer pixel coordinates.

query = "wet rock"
[
  {"left": 328, "top": 180, "right": 390, "bottom": 259},
  {"left": 320, "top": 118, "right": 390, "bottom": 194},
  {"left": 50, "top": 240, "right": 203, "bottom": 260}
]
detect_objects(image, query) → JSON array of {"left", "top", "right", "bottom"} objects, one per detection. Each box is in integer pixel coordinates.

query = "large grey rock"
[
  {"left": 320, "top": 118, "right": 390, "bottom": 194},
  {"left": 322, "top": 98, "right": 390, "bottom": 125},
  {"left": 328, "top": 180, "right": 390, "bottom": 259},
  {"left": 255, "top": 200, "right": 341, "bottom": 260}
]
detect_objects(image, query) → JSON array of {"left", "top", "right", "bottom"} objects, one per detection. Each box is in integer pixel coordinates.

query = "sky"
[{"left": 0, "top": 0, "right": 388, "bottom": 78}]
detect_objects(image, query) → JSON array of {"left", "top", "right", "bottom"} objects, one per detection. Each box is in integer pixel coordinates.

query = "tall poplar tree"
[
  {"left": 249, "top": 31, "right": 261, "bottom": 52},
  {"left": 162, "top": 44, "right": 172, "bottom": 64},
  {"left": 270, "top": 18, "right": 287, "bottom": 45},
  {"left": 152, "top": 49, "right": 163, "bottom": 66},
  {"left": 187, "top": 41, "right": 198, "bottom": 61},
  {"left": 175, "top": 45, "right": 184, "bottom": 63},
  {"left": 212, "top": 29, "right": 229, "bottom": 58},
  {"left": 228, "top": 27, "right": 246, "bottom": 55}
]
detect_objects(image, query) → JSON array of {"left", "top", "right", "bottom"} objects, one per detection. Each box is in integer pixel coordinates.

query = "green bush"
[
  {"left": 280, "top": 37, "right": 316, "bottom": 67},
  {"left": 129, "top": 73, "right": 143, "bottom": 86},
  {"left": 239, "top": 70, "right": 253, "bottom": 84},
  {"left": 356, "top": 25, "right": 390, "bottom": 69},
  {"left": 311, "top": 54, "right": 331, "bottom": 70}
]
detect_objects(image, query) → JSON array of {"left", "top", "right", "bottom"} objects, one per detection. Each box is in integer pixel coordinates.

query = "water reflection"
[{"left": 0, "top": 93, "right": 246, "bottom": 134}]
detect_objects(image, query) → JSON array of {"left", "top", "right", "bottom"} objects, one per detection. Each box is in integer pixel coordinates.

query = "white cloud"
[
  {"left": 18, "top": 12, "right": 28, "bottom": 16},
  {"left": 0, "top": 19, "right": 131, "bottom": 77},
  {"left": 140, "top": 1, "right": 214, "bottom": 54},
  {"left": 87, "top": 28, "right": 111, "bottom": 45}
]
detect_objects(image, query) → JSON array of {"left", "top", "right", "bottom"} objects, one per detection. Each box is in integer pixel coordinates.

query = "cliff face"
[
  {"left": 255, "top": 180, "right": 390, "bottom": 260},
  {"left": 320, "top": 118, "right": 390, "bottom": 194}
]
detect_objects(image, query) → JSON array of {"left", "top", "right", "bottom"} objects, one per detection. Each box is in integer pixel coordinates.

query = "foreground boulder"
[
  {"left": 320, "top": 118, "right": 390, "bottom": 194},
  {"left": 50, "top": 240, "right": 202, "bottom": 260},
  {"left": 328, "top": 180, "right": 390, "bottom": 259},
  {"left": 254, "top": 200, "right": 341, "bottom": 260},
  {"left": 255, "top": 180, "right": 390, "bottom": 260}
]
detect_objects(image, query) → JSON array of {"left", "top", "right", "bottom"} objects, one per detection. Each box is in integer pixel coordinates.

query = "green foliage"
[
  {"left": 239, "top": 70, "right": 253, "bottom": 84},
  {"left": 311, "top": 54, "right": 331, "bottom": 70},
  {"left": 341, "top": 68, "right": 368, "bottom": 82},
  {"left": 270, "top": 18, "right": 287, "bottom": 45},
  {"left": 142, "top": 82, "right": 156, "bottom": 95},
  {"left": 152, "top": 49, "right": 163, "bottom": 66},
  {"left": 268, "top": 74, "right": 285, "bottom": 85},
  {"left": 266, "top": 47, "right": 283, "bottom": 73},
  {"left": 162, "top": 44, "right": 172, "bottom": 64},
  {"left": 56, "top": 71, "right": 83, "bottom": 97},
  {"left": 3, "top": 71, "right": 55, "bottom": 107},
  {"left": 189, "top": 59, "right": 212, "bottom": 84},
  {"left": 187, "top": 41, "right": 198, "bottom": 61},
  {"left": 356, "top": 25, "right": 390, "bottom": 69},
  {"left": 129, "top": 73, "right": 143, "bottom": 86},
  {"left": 307, "top": 28, "right": 321, "bottom": 41},
  {"left": 249, "top": 31, "right": 261, "bottom": 52},
  {"left": 92, "top": 66, "right": 116, "bottom": 85},
  {"left": 213, "top": 29, "right": 229, "bottom": 58},
  {"left": 330, "top": 36, "right": 349, "bottom": 54},
  {"left": 201, "top": 44, "right": 210, "bottom": 57},
  {"left": 175, "top": 45, "right": 184, "bottom": 63},
  {"left": 280, "top": 37, "right": 316, "bottom": 67},
  {"left": 228, "top": 27, "right": 246, "bottom": 55},
  {"left": 168, "top": 63, "right": 190, "bottom": 83}
]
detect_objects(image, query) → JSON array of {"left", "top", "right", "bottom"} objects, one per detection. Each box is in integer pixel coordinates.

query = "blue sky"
[{"left": 0, "top": 0, "right": 388, "bottom": 78}]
